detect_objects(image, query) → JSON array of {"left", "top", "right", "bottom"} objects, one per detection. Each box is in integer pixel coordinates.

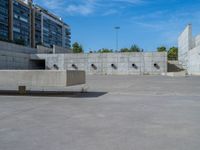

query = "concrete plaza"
[{"left": 0, "top": 75, "right": 200, "bottom": 150}]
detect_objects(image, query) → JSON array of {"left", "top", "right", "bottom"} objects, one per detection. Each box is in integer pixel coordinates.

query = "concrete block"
[
  {"left": 0, "top": 70, "right": 85, "bottom": 87},
  {"left": 18, "top": 86, "right": 26, "bottom": 95}
]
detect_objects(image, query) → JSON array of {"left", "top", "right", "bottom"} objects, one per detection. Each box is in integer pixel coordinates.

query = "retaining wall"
[
  {"left": 0, "top": 41, "right": 37, "bottom": 69},
  {"left": 0, "top": 70, "right": 85, "bottom": 87},
  {"left": 32, "top": 52, "right": 167, "bottom": 75}
]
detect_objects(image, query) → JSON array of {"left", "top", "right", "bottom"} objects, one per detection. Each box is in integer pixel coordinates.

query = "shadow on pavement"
[{"left": 0, "top": 91, "right": 107, "bottom": 98}]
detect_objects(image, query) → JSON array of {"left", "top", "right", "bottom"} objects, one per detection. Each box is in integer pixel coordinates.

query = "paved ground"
[{"left": 0, "top": 75, "right": 200, "bottom": 150}]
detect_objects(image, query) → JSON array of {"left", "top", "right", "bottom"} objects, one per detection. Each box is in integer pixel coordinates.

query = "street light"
[{"left": 114, "top": 26, "right": 120, "bottom": 51}]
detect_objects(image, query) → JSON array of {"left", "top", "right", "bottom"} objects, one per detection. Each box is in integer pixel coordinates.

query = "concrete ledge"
[
  {"left": 0, "top": 70, "right": 85, "bottom": 88},
  {"left": 190, "top": 73, "right": 200, "bottom": 76},
  {"left": 166, "top": 71, "right": 187, "bottom": 77}
]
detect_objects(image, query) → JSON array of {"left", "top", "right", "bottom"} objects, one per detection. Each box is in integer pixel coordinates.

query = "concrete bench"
[{"left": 0, "top": 70, "right": 86, "bottom": 94}]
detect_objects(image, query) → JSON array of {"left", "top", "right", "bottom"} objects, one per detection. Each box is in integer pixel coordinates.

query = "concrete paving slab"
[{"left": 0, "top": 75, "right": 200, "bottom": 150}]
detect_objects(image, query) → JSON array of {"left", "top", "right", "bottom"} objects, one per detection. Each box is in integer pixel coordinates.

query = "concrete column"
[
  {"left": 8, "top": 0, "right": 13, "bottom": 41},
  {"left": 31, "top": 7, "right": 35, "bottom": 48},
  {"left": 41, "top": 13, "right": 44, "bottom": 44},
  {"left": 62, "top": 25, "right": 65, "bottom": 48},
  {"left": 28, "top": 4, "right": 32, "bottom": 47}
]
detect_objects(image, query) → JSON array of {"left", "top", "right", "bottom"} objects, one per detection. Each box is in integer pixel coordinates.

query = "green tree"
[
  {"left": 98, "top": 48, "right": 113, "bottom": 53},
  {"left": 157, "top": 46, "right": 167, "bottom": 52},
  {"left": 72, "top": 42, "right": 84, "bottom": 53},
  {"left": 120, "top": 48, "right": 129, "bottom": 52},
  {"left": 129, "top": 44, "right": 141, "bottom": 52},
  {"left": 168, "top": 47, "right": 178, "bottom": 60},
  {"left": 120, "top": 44, "right": 142, "bottom": 53}
]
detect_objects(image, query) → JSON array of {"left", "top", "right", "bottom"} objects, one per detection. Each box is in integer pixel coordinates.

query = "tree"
[
  {"left": 168, "top": 47, "right": 178, "bottom": 60},
  {"left": 120, "top": 44, "right": 142, "bottom": 53},
  {"left": 98, "top": 48, "right": 113, "bottom": 53},
  {"left": 120, "top": 48, "right": 129, "bottom": 52},
  {"left": 157, "top": 46, "right": 167, "bottom": 52},
  {"left": 72, "top": 42, "right": 84, "bottom": 53},
  {"left": 129, "top": 44, "right": 141, "bottom": 52}
]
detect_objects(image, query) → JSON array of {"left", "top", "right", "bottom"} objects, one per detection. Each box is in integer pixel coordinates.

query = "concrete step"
[
  {"left": 166, "top": 71, "right": 188, "bottom": 77},
  {"left": 168, "top": 61, "right": 185, "bottom": 72}
]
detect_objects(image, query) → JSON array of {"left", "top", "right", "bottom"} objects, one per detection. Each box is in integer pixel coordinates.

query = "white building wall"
[
  {"left": 188, "top": 46, "right": 200, "bottom": 75},
  {"left": 178, "top": 24, "right": 200, "bottom": 75},
  {"left": 178, "top": 25, "right": 193, "bottom": 68},
  {"left": 194, "top": 35, "right": 200, "bottom": 47}
]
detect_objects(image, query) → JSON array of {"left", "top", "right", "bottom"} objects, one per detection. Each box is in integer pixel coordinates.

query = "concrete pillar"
[
  {"left": 8, "top": 0, "right": 13, "bottom": 41},
  {"left": 31, "top": 7, "right": 35, "bottom": 48},
  {"left": 28, "top": 3, "right": 32, "bottom": 47},
  {"left": 41, "top": 13, "right": 44, "bottom": 44},
  {"left": 62, "top": 24, "right": 65, "bottom": 48}
]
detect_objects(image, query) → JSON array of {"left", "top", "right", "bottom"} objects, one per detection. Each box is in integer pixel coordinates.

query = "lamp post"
[{"left": 114, "top": 26, "right": 120, "bottom": 51}]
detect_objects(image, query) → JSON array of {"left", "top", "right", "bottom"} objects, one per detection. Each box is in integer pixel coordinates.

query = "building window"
[
  {"left": 13, "top": 27, "right": 20, "bottom": 33},
  {"left": 19, "top": 17, "right": 28, "bottom": 23}
]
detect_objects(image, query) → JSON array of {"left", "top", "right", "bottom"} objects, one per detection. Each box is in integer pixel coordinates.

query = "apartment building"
[
  {"left": 13, "top": 0, "right": 31, "bottom": 46},
  {"left": 0, "top": 0, "right": 71, "bottom": 50},
  {"left": 0, "top": 0, "right": 9, "bottom": 40},
  {"left": 33, "top": 5, "right": 71, "bottom": 49}
]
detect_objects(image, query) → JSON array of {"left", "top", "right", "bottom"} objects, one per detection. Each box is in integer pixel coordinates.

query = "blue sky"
[{"left": 34, "top": 0, "right": 200, "bottom": 52}]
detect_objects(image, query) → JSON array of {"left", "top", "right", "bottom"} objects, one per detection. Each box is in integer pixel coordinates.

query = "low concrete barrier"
[
  {"left": 0, "top": 70, "right": 85, "bottom": 88},
  {"left": 66, "top": 70, "right": 86, "bottom": 86}
]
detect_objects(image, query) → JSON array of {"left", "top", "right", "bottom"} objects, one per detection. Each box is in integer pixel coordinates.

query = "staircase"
[
  {"left": 167, "top": 61, "right": 188, "bottom": 77},
  {"left": 168, "top": 61, "right": 185, "bottom": 72}
]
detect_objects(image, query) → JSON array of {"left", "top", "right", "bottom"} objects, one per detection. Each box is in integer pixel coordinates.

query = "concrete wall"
[
  {"left": 0, "top": 41, "right": 37, "bottom": 69},
  {"left": 36, "top": 45, "right": 53, "bottom": 54},
  {"left": 53, "top": 45, "right": 72, "bottom": 54},
  {"left": 32, "top": 52, "right": 167, "bottom": 75},
  {"left": 178, "top": 25, "right": 200, "bottom": 75},
  {"left": 0, "top": 41, "right": 71, "bottom": 70},
  {"left": 178, "top": 25, "right": 192, "bottom": 68},
  {"left": 37, "top": 45, "right": 72, "bottom": 54},
  {"left": 194, "top": 35, "right": 200, "bottom": 47},
  {"left": 0, "top": 50, "right": 31, "bottom": 69},
  {"left": 188, "top": 46, "right": 200, "bottom": 75},
  {"left": 0, "top": 41, "right": 37, "bottom": 54},
  {"left": 0, "top": 41, "right": 167, "bottom": 75},
  {"left": 0, "top": 70, "right": 85, "bottom": 87}
]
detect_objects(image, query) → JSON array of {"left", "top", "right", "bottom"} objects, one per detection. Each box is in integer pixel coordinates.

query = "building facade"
[
  {"left": 0, "top": 0, "right": 9, "bottom": 40},
  {"left": 0, "top": 0, "right": 71, "bottom": 50},
  {"left": 13, "top": 0, "right": 31, "bottom": 46},
  {"left": 33, "top": 5, "right": 71, "bottom": 49}
]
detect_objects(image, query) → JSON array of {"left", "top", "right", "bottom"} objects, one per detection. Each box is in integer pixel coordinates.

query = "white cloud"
[
  {"left": 66, "top": 4, "right": 93, "bottom": 15},
  {"left": 65, "top": 0, "right": 96, "bottom": 16},
  {"left": 35, "top": 0, "right": 144, "bottom": 16}
]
